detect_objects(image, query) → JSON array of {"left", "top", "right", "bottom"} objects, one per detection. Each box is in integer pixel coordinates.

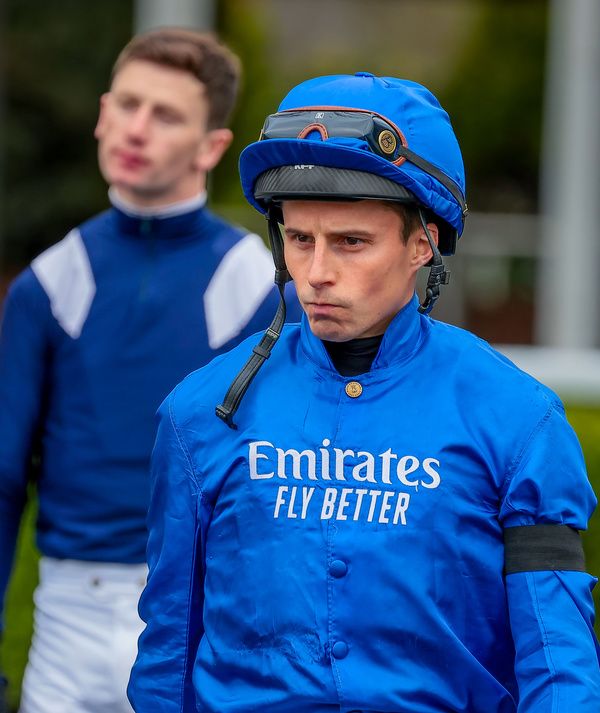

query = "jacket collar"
[
  {"left": 300, "top": 293, "right": 425, "bottom": 375},
  {"left": 109, "top": 190, "right": 209, "bottom": 239}
]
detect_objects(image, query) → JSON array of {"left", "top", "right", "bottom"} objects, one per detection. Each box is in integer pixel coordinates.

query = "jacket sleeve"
[
  {"left": 128, "top": 390, "right": 204, "bottom": 713},
  {"left": 0, "top": 275, "right": 49, "bottom": 630},
  {"left": 500, "top": 400, "right": 600, "bottom": 711}
]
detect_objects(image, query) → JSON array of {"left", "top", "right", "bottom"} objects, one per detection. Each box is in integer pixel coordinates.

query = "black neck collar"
[{"left": 323, "top": 334, "right": 384, "bottom": 377}]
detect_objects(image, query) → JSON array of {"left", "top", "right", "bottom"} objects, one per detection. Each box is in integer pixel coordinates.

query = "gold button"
[{"left": 345, "top": 381, "right": 363, "bottom": 398}]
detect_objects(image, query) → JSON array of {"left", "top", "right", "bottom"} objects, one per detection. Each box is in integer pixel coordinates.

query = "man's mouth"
[
  {"left": 114, "top": 150, "right": 149, "bottom": 169},
  {"left": 306, "top": 302, "right": 343, "bottom": 317}
]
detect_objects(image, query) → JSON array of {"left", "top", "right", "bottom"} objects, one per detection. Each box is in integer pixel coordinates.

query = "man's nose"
[
  {"left": 126, "top": 108, "right": 151, "bottom": 141},
  {"left": 307, "top": 242, "right": 336, "bottom": 287}
]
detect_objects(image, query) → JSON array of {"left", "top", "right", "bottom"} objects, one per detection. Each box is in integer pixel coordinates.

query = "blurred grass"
[
  {"left": 0, "top": 406, "right": 599, "bottom": 711},
  {"left": 1, "top": 501, "right": 38, "bottom": 712},
  {"left": 568, "top": 406, "right": 600, "bottom": 603}
]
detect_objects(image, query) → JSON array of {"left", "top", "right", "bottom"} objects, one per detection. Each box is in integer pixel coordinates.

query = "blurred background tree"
[
  {"left": 2, "top": 0, "right": 550, "bottom": 271},
  {"left": 440, "top": 1, "right": 548, "bottom": 214},
  {"left": 3, "top": 0, "right": 133, "bottom": 268}
]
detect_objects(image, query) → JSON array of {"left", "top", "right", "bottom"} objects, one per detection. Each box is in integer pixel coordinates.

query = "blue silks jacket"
[
  {"left": 0, "top": 200, "right": 301, "bottom": 629},
  {"left": 129, "top": 295, "right": 600, "bottom": 713}
]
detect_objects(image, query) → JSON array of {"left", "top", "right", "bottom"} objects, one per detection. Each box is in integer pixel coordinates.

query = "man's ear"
[
  {"left": 414, "top": 221, "right": 439, "bottom": 267},
  {"left": 94, "top": 93, "right": 110, "bottom": 140},
  {"left": 194, "top": 128, "right": 234, "bottom": 173}
]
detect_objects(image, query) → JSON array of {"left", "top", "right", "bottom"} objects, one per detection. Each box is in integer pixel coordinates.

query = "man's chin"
[
  {"left": 108, "top": 175, "right": 147, "bottom": 193},
  {"left": 308, "top": 318, "right": 351, "bottom": 343},
  {"left": 108, "top": 180, "right": 165, "bottom": 206}
]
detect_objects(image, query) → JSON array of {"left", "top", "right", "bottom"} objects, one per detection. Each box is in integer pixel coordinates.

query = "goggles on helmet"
[{"left": 258, "top": 108, "right": 468, "bottom": 220}]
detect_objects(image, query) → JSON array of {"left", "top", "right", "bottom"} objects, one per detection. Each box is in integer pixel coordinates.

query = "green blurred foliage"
[
  {"left": 568, "top": 407, "right": 600, "bottom": 586},
  {"left": 4, "top": 0, "right": 133, "bottom": 266},
  {"left": 1, "top": 1, "right": 551, "bottom": 270},
  {"left": 0, "top": 500, "right": 37, "bottom": 712},
  {"left": 212, "top": 0, "right": 281, "bottom": 206},
  {"left": 439, "top": 1, "right": 548, "bottom": 213}
]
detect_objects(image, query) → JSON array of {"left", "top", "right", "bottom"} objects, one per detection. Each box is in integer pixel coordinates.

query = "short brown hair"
[
  {"left": 112, "top": 28, "right": 241, "bottom": 129},
  {"left": 386, "top": 202, "right": 423, "bottom": 244}
]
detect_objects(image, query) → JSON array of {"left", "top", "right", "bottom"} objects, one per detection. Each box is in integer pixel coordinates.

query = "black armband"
[{"left": 504, "top": 524, "right": 586, "bottom": 574}]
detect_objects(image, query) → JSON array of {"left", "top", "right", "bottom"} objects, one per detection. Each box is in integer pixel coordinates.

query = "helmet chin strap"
[
  {"left": 215, "top": 210, "right": 289, "bottom": 429},
  {"left": 417, "top": 207, "right": 450, "bottom": 315}
]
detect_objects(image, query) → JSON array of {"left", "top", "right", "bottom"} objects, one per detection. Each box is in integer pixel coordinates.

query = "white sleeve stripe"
[
  {"left": 204, "top": 233, "right": 274, "bottom": 349},
  {"left": 31, "top": 229, "right": 96, "bottom": 339}
]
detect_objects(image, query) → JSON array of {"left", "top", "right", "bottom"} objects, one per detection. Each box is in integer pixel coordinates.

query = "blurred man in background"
[{"left": 0, "top": 27, "right": 298, "bottom": 713}]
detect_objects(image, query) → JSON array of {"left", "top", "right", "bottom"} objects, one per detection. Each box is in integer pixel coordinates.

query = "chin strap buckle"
[{"left": 417, "top": 209, "right": 449, "bottom": 315}]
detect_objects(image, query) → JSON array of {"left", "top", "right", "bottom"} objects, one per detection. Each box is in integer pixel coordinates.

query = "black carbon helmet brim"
[
  {"left": 254, "top": 165, "right": 457, "bottom": 255},
  {"left": 254, "top": 164, "right": 414, "bottom": 203}
]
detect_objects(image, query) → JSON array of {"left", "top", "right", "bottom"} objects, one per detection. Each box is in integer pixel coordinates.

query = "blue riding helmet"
[{"left": 239, "top": 72, "right": 467, "bottom": 255}]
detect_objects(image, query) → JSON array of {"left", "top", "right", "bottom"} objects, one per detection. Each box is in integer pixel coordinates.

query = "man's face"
[
  {"left": 282, "top": 200, "right": 433, "bottom": 342},
  {"left": 95, "top": 59, "right": 230, "bottom": 206}
]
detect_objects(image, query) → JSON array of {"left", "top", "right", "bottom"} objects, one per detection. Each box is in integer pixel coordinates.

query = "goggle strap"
[
  {"left": 397, "top": 146, "right": 467, "bottom": 218},
  {"left": 215, "top": 212, "right": 289, "bottom": 429}
]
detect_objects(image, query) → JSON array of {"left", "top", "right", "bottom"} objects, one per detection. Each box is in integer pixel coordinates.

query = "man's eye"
[
  {"left": 344, "top": 236, "right": 364, "bottom": 246},
  {"left": 156, "top": 109, "right": 182, "bottom": 124},
  {"left": 117, "top": 97, "right": 138, "bottom": 111}
]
